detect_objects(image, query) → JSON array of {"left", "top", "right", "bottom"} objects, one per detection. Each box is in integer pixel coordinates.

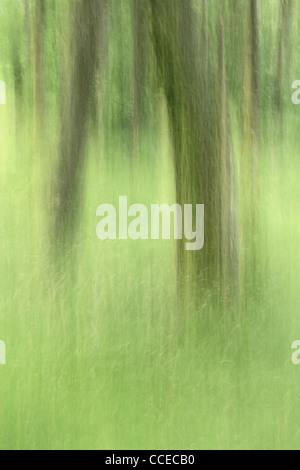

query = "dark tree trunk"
[
  {"left": 241, "top": 0, "right": 260, "bottom": 285},
  {"left": 32, "top": 0, "right": 46, "bottom": 136},
  {"left": 275, "top": 0, "right": 293, "bottom": 113},
  {"left": 55, "top": 0, "right": 106, "bottom": 243},
  {"left": 133, "top": 0, "right": 150, "bottom": 130},
  {"left": 149, "top": 0, "right": 239, "bottom": 290}
]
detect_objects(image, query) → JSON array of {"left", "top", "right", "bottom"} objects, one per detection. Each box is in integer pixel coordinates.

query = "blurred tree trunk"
[
  {"left": 241, "top": 0, "right": 260, "bottom": 283},
  {"left": 217, "top": 5, "right": 240, "bottom": 288},
  {"left": 250, "top": 0, "right": 259, "bottom": 147},
  {"left": 24, "top": 0, "right": 30, "bottom": 62},
  {"left": 275, "top": 0, "right": 293, "bottom": 153},
  {"left": 242, "top": 0, "right": 259, "bottom": 149},
  {"left": 55, "top": 0, "right": 106, "bottom": 243},
  {"left": 133, "top": 0, "right": 150, "bottom": 133},
  {"left": 275, "top": 0, "right": 293, "bottom": 113},
  {"left": 31, "top": 0, "right": 46, "bottom": 138},
  {"left": 11, "top": 36, "right": 24, "bottom": 136},
  {"left": 149, "top": 0, "right": 239, "bottom": 292},
  {"left": 201, "top": 0, "right": 208, "bottom": 90}
]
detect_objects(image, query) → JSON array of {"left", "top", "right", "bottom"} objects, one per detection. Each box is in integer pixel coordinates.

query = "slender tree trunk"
[
  {"left": 250, "top": 0, "right": 259, "bottom": 148},
  {"left": 241, "top": 0, "right": 260, "bottom": 285},
  {"left": 133, "top": 0, "right": 149, "bottom": 128},
  {"left": 55, "top": 0, "right": 106, "bottom": 243},
  {"left": 149, "top": 0, "right": 239, "bottom": 292},
  {"left": 275, "top": 0, "right": 293, "bottom": 155},
  {"left": 11, "top": 36, "right": 24, "bottom": 136},
  {"left": 31, "top": 0, "right": 46, "bottom": 137},
  {"left": 275, "top": 0, "right": 293, "bottom": 113},
  {"left": 217, "top": 5, "right": 240, "bottom": 287},
  {"left": 24, "top": 0, "right": 30, "bottom": 62}
]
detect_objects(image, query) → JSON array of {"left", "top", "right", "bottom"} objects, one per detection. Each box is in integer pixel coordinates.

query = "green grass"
[{"left": 0, "top": 92, "right": 300, "bottom": 450}]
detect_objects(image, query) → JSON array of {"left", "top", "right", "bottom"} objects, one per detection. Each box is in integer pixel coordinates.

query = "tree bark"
[
  {"left": 149, "top": 0, "right": 239, "bottom": 290},
  {"left": 55, "top": 0, "right": 106, "bottom": 244},
  {"left": 31, "top": 0, "right": 46, "bottom": 137}
]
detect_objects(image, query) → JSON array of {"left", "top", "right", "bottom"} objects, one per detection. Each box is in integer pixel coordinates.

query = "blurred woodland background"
[{"left": 0, "top": 0, "right": 300, "bottom": 450}]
